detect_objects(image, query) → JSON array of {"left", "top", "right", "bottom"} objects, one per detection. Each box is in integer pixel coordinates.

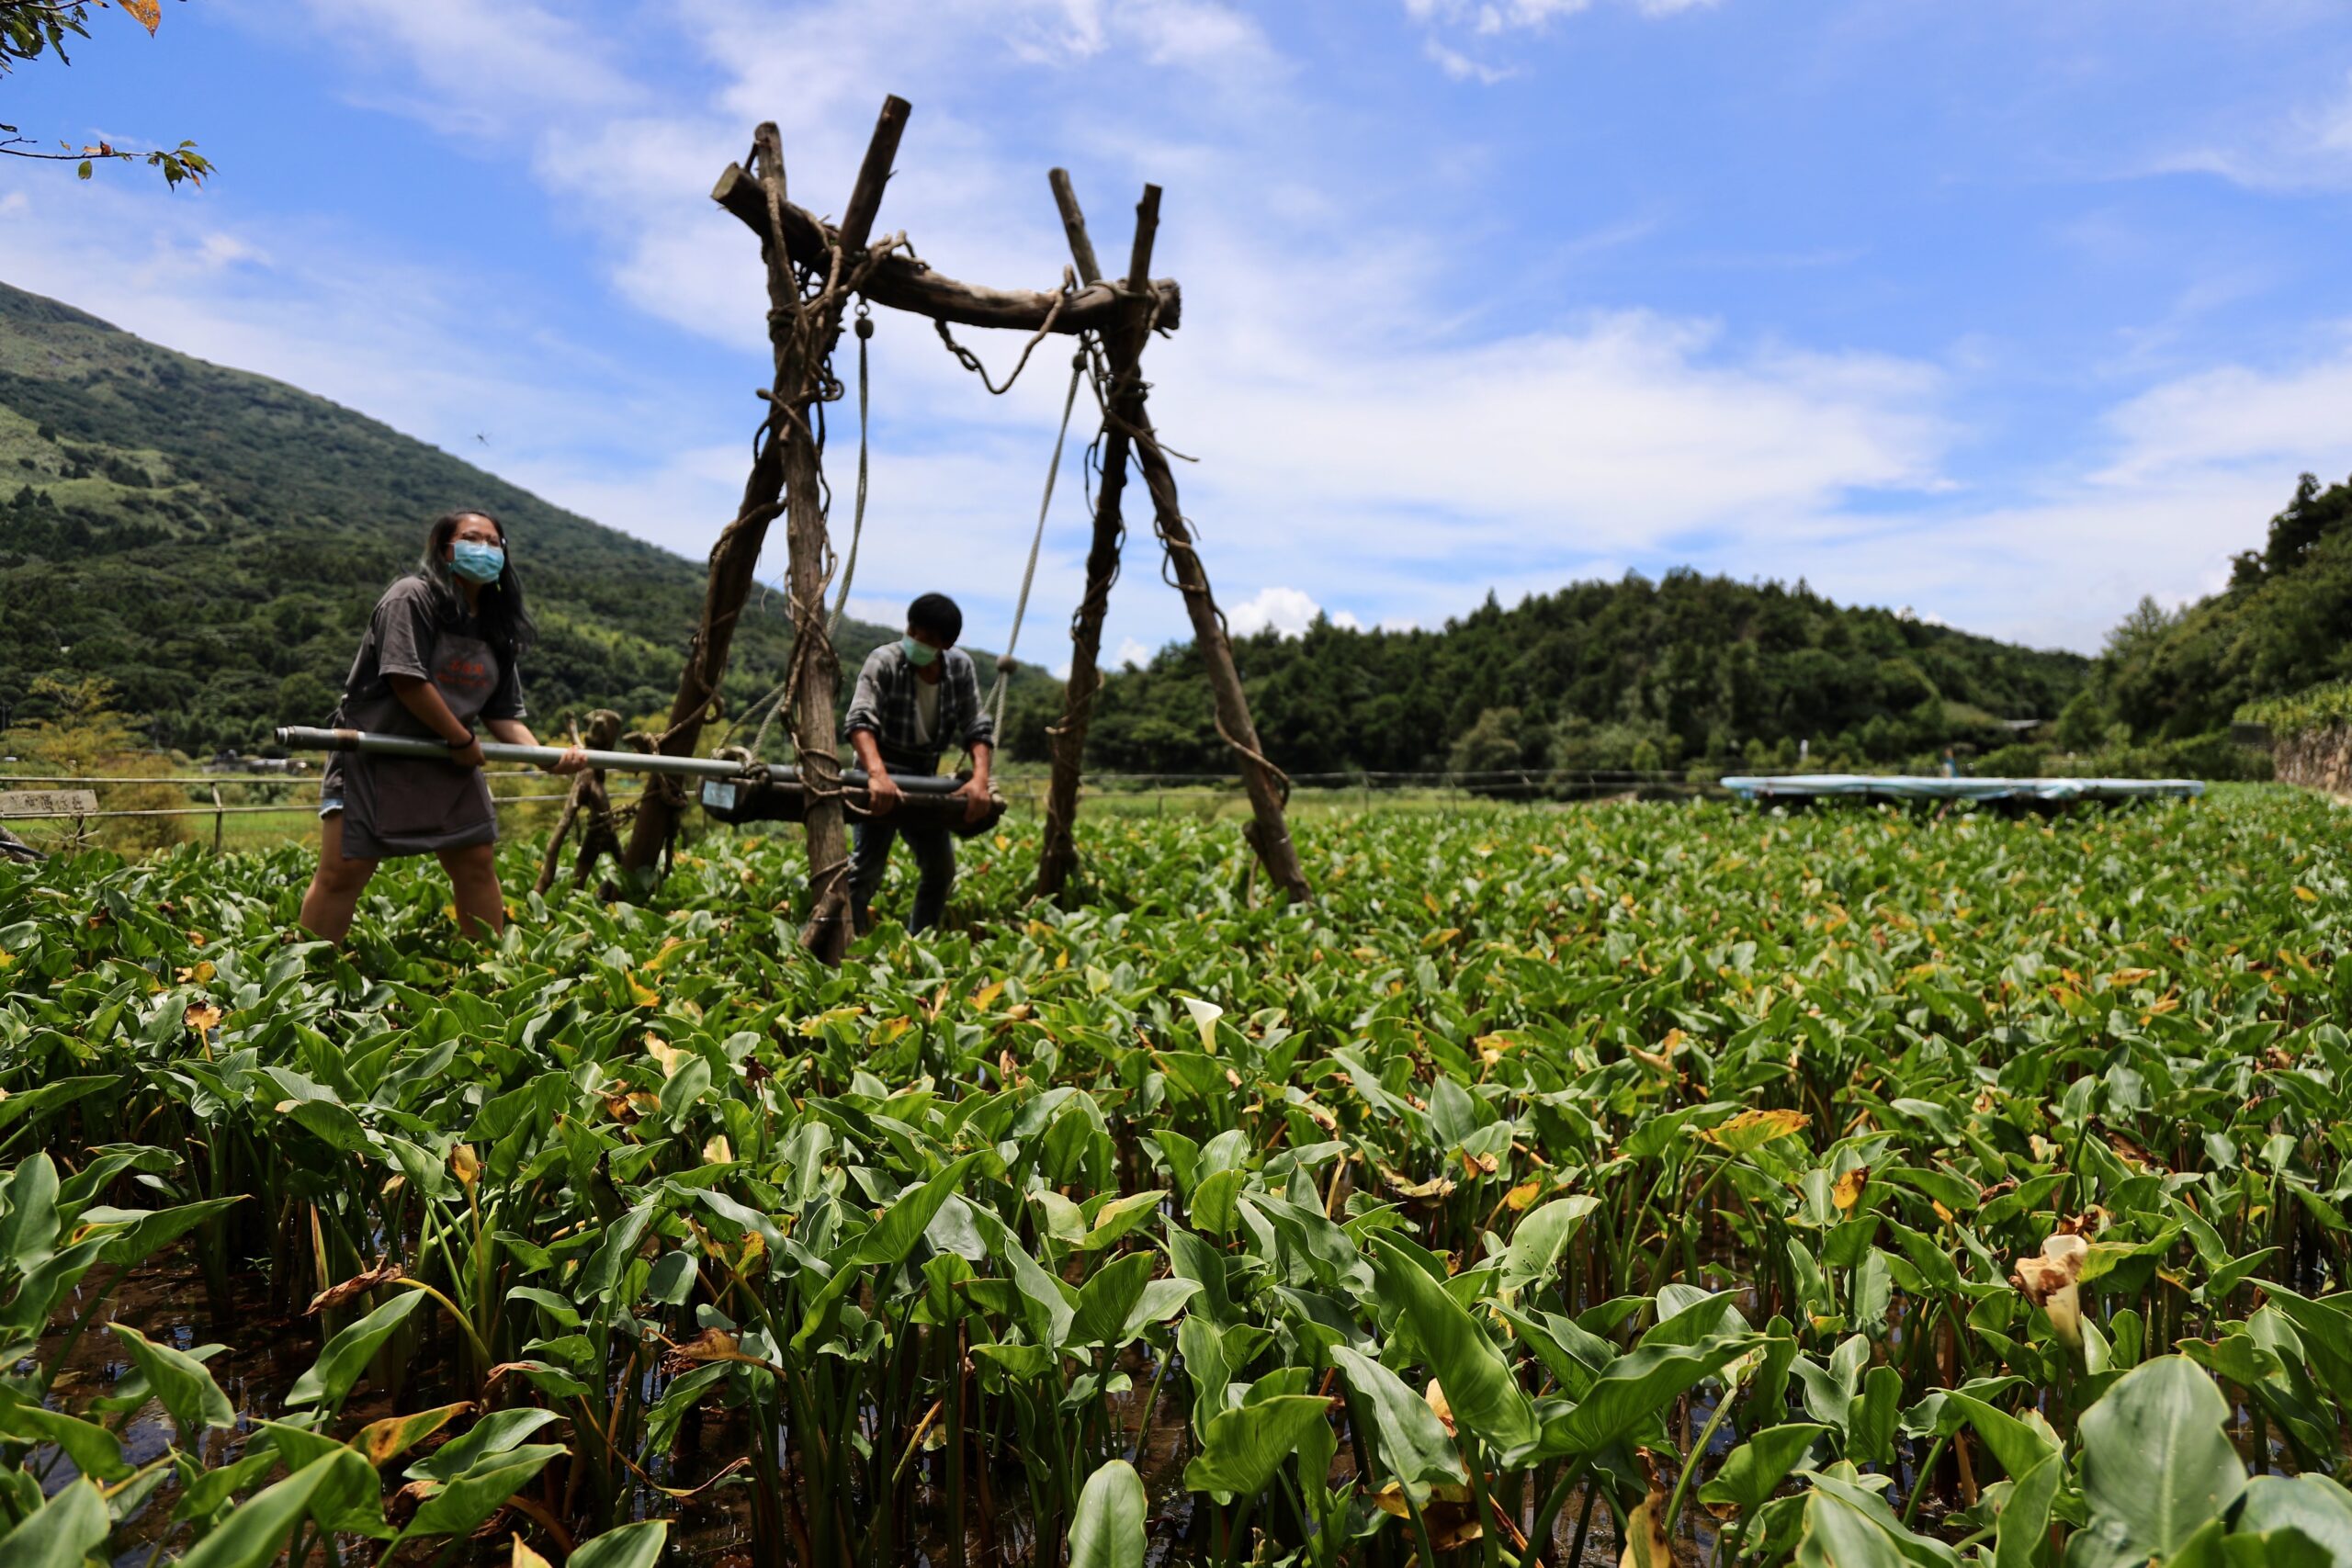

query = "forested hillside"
[
  {"left": 2060, "top": 471, "right": 2352, "bottom": 746},
  {"left": 0, "top": 282, "right": 1040, "bottom": 755},
  {"left": 1007, "top": 571, "right": 2089, "bottom": 775}
]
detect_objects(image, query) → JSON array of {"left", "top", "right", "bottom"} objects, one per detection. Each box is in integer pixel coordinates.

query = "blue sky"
[{"left": 6, "top": 0, "right": 2351, "bottom": 665}]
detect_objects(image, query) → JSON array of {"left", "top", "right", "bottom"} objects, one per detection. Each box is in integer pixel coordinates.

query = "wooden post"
[
  {"left": 619, "top": 97, "right": 910, "bottom": 967},
  {"left": 791, "top": 98, "right": 908, "bottom": 962},
  {"left": 1034, "top": 175, "right": 1311, "bottom": 904},
  {"left": 1125, "top": 385, "right": 1312, "bottom": 902},
  {"left": 537, "top": 710, "right": 623, "bottom": 895},
  {"left": 617, "top": 411, "right": 785, "bottom": 872},
  {"left": 1035, "top": 172, "right": 1147, "bottom": 900}
]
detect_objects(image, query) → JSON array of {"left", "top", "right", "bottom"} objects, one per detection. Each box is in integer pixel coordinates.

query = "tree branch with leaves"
[{"left": 1, "top": 0, "right": 211, "bottom": 186}]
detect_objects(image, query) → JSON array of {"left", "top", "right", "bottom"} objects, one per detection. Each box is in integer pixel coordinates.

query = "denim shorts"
[{"left": 318, "top": 795, "right": 345, "bottom": 819}]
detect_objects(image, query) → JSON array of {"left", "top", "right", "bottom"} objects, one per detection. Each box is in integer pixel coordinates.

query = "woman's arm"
[
  {"left": 485, "top": 718, "right": 589, "bottom": 774},
  {"left": 390, "top": 674, "right": 485, "bottom": 768}
]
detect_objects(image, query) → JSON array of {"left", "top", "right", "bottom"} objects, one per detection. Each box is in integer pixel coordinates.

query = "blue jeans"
[{"left": 849, "top": 819, "right": 956, "bottom": 933}]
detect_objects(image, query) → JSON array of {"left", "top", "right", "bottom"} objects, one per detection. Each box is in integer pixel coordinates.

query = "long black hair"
[{"left": 416, "top": 510, "right": 537, "bottom": 655}]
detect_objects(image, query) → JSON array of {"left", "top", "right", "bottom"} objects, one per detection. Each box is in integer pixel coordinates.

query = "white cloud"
[
  {"left": 1227, "top": 587, "right": 1333, "bottom": 637},
  {"left": 2095, "top": 333, "right": 2352, "bottom": 483},
  {"left": 2147, "top": 69, "right": 2352, "bottom": 192},
  {"left": 13, "top": 0, "right": 2334, "bottom": 678},
  {"left": 1114, "top": 637, "right": 1154, "bottom": 668},
  {"left": 102, "top": 0, "right": 1971, "bottom": 661},
  {"left": 1406, "top": 0, "right": 1720, "bottom": 81},
  {"left": 278, "top": 0, "right": 639, "bottom": 131}
]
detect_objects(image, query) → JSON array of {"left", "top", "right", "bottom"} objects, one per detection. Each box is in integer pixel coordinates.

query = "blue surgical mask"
[
  {"left": 901, "top": 636, "right": 939, "bottom": 668},
  {"left": 450, "top": 540, "right": 505, "bottom": 584}
]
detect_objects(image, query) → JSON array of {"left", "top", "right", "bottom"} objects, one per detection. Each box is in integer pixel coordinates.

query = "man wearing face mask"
[{"left": 842, "top": 592, "right": 997, "bottom": 935}]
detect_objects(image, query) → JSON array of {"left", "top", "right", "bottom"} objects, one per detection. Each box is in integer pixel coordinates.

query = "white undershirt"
[{"left": 914, "top": 677, "right": 940, "bottom": 747}]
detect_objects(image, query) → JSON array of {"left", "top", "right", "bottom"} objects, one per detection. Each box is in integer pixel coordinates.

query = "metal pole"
[{"left": 273, "top": 727, "right": 967, "bottom": 795}]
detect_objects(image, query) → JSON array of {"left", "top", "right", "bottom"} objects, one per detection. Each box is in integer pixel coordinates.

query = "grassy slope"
[{"left": 0, "top": 282, "right": 1045, "bottom": 755}]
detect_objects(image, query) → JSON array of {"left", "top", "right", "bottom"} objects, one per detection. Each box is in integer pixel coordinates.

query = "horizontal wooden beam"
[{"left": 711, "top": 162, "right": 1182, "bottom": 336}]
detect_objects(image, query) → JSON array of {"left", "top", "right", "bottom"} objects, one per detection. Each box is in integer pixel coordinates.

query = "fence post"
[{"left": 210, "top": 785, "right": 224, "bottom": 854}]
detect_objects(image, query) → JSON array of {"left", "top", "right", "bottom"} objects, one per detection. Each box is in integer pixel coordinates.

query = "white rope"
[
  {"left": 988, "top": 345, "right": 1088, "bottom": 738},
  {"left": 732, "top": 303, "right": 873, "bottom": 767},
  {"left": 825, "top": 302, "right": 875, "bottom": 641}
]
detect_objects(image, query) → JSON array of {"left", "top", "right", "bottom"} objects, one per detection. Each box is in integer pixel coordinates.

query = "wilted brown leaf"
[
  {"left": 1831, "top": 1165, "right": 1870, "bottom": 1213},
  {"left": 308, "top": 1258, "right": 404, "bottom": 1315},
  {"left": 663, "top": 1326, "right": 740, "bottom": 1373},
  {"left": 1382, "top": 1168, "right": 1456, "bottom": 1201},
  {"left": 1373, "top": 1483, "right": 1480, "bottom": 1549},
  {"left": 120, "top": 0, "right": 161, "bottom": 32},
  {"left": 2011, "top": 1232, "right": 2088, "bottom": 1348}
]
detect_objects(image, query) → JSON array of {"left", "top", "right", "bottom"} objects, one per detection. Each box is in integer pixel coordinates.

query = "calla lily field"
[{"left": 2, "top": 788, "right": 2350, "bottom": 1566}]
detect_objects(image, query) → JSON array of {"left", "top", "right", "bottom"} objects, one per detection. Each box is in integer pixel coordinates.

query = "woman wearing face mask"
[{"left": 300, "top": 510, "right": 587, "bottom": 942}]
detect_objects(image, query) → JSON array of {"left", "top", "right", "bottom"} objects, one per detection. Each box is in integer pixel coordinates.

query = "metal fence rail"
[{"left": 1, "top": 763, "right": 1750, "bottom": 856}]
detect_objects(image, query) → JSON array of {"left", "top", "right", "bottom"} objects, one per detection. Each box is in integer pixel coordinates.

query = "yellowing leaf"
[
  {"left": 183, "top": 1001, "right": 223, "bottom": 1033},
  {"left": 1618, "top": 1450, "right": 1672, "bottom": 1568},
  {"left": 1831, "top": 1166, "right": 1869, "bottom": 1213},
  {"left": 1503, "top": 1179, "right": 1543, "bottom": 1212},
  {"left": 450, "top": 1145, "right": 481, "bottom": 1188},
  {"left": 626, "top": 972, "right": 660, "bottom": 1008},
  {"left": 1419, "top": 1378, "right": 1457, "bottom": 1436},
  {"left": 972, "top": 982, "right": 1005, "bottom": 1012},
  {"left": 513, "top": 1536, "right": 553, "bottom": 1568},
  {"left": 646, "top": 1040, "right": 689, "bottom": 1079},
  {"left": 1694, "top": 1107, "right": 1808, "bottom": 1154},
  {"left": 702, "top": 1134, "right": 733, "bottom": 1165},
  {"left": 2294, "top": 886, "right": 2317, "bottom": 902}
]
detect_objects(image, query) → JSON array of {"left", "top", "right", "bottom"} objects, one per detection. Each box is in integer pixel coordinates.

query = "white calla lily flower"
[{"left": 1179, "top": 995, "right": 1223, "bottom": 1055}]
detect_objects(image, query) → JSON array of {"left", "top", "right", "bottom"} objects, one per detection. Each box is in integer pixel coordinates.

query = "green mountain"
[
  {"left": 2061, "top": 471, "right": 2352, "bottom": 746},
  {"left": 0, "top": 281, "right": 1043, "bottom": 756},
  {"left": 1003, "top": 572, "right": 2092, "bottom": 776}
]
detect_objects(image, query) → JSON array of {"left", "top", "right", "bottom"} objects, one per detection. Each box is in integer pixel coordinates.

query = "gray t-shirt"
[{"left": 321, "top": 574, "right": 527, "bottom": 859}]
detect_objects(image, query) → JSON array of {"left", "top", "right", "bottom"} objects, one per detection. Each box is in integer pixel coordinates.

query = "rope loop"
[{"left": 933, "top": 266, "right": 1077, "bottom": 395}]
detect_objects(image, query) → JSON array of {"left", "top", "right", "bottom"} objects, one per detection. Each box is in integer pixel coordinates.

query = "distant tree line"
[
  {"left": 2048, "top": 473, "right": 2352, "bottom": 752},
  {"left": 1003, "top": 570, "right": 2090, "bottom": 779}
]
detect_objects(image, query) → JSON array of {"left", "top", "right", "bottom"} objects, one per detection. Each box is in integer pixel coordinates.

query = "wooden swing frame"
[{"left": 617, "top": 95, "right": 1310, "bottom": 962}]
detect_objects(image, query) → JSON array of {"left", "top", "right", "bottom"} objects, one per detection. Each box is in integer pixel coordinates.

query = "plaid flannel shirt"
[{"left": 844, "top": 641, "right": 993, "bottom": 770}]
